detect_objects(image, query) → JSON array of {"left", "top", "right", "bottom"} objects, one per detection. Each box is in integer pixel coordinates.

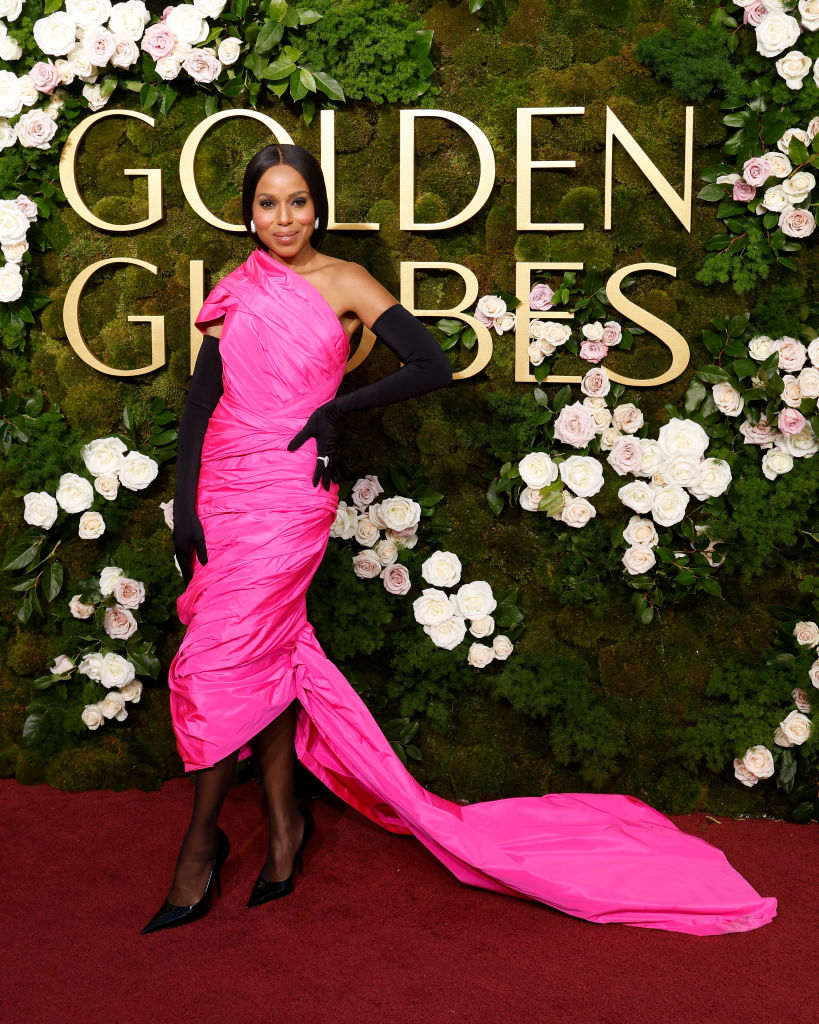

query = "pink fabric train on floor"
[{"left": 167, "top": 247, "right": 777, "bottom": 936}]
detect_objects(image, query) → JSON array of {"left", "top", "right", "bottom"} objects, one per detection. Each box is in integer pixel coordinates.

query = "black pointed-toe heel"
[
  {"left": 141, "top": 825, "right": 230, "bottom": 935},
  {"left": 246, "top": 803, "right": 314, "bottom": 909}
]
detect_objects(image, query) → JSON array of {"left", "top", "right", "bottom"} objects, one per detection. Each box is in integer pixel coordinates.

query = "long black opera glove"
[
  {"left": 174, "top": 333, "right": 223, "bottom": 586},
  {"left": 287, "top": 302, "right": 453, "bottom": 489}
]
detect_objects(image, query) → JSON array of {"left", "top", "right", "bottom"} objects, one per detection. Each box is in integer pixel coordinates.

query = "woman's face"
[{"left": 252, "top": 162, "right": 316, "bottom": 258}]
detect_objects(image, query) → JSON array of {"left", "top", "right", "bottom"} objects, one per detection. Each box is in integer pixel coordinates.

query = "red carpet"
[{"left": 1, "top": 778, "right": 816, "bottom": 1024}]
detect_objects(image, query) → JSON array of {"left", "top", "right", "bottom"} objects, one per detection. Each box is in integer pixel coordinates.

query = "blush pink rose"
[
  {"left": 743, "top": 157, "right": 773, "bottom": 187},
  {"left": 381, "top": 563, "right": 411, "bottom": 595},
  {"left": 528, "top": 283, "right": 554, "bottom": 310},
  {"left": 606, "top": 436, "right": 643, "bottom": 476},
  {"left": 161, "top": 6, "right": 174, "bottom": 20},
  {"left": 601, "top": 321, "right": 622, "bottom": 346},
  {"left": 351, "top": 474, "right": 383, "bottom": 511},
  {"left": 776, "top": 336, "right": 807, "bottom": 371},
  {"left": 739, "top": 416, "right": 777, "bottom": 448},
  {"left": 14, "top": 194, "right": 38, "bottom": 221},
  {"left": 778, "top": 408, "right": 806, "bottom": 435},
  {"left": 733, "top": 180, "right": 756, "bottom": 202},
  {"left": 743, "top": 2, "right": 767, "bottom": 26},
  {"left": 182, "top": 48, "right": 222, "bottom": 83},
  {"left": 141, "top": 23, "right": 178, "bottom": 59},
  {"left": 29, "top": 61, "right": 61, "bottom": 95},
  {"left": 553, "top": 402, "right": 596, "bottom": 448},
  {"left": 579, "top": 340, "right": 607, "bottom": 364},
  {"left": 103, "top": 605, "right": 138, "bottom": 640},
  {"left": 779, "top": 205, "right": 816, "bottom": 239}
]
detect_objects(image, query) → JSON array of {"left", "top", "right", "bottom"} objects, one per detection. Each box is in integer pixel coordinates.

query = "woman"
[{"left": 142, "top": 143, "right": 776, "bottom": 937}]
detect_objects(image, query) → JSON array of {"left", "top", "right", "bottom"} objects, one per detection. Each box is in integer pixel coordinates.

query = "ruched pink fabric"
[{"left": 167, "top": 247, "right": 777, "bottom": 935}]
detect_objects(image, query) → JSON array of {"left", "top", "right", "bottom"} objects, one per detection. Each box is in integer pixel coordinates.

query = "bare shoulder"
[{"left": 332, "top": 260, "right": 398, "bottom": 326}]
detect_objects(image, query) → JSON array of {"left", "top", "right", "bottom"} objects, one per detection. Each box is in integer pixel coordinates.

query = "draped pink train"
[{"left": 167, "top": 247, "right": 777, "bottom": 936}]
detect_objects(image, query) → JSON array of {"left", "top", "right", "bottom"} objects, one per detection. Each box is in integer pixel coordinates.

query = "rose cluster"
[
  {"left": 22, "top": 435, "right": 159, "bottom": 539},
  {"left": 735, "top": 2, "right": 819, "bottom": 85},
  {"left": 734, "top": 618, "right": 817, "bottom": 788},
  {"left": 46, "top": 564, "right": 147, "bottom": 730},
  {"left": 412, "top": 559, "right": 513, "bottom": 668},
  {"left": 0, "top": 193, "right": 36, "bottom": 303},
  {"left": 716, "top": 118, "right": 819, "bottom": 239},
  {"left": 330, "top": 475, "right": 416, "bottom": 595},
  {"left": 734, "top": 335, "right": 819, "bottom": 479}
]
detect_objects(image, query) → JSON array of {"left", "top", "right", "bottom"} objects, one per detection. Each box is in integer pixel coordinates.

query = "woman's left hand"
[{"left": 287, "top": 399, "right": 342, "bottom": 490}]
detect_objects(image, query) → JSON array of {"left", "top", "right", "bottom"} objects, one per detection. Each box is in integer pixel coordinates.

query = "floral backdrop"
[{"left": 0, "top": 0, "right": 817, "bottom": 822}]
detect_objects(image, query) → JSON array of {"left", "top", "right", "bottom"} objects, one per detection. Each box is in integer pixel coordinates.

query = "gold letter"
[
  {"left": 320, "top": 110, "right": 379, "bottom": 231},
  {"left": 516, "top": 108, "right": 585, "bottom": 231},
  {"left": 63, "top": 259, "right": 165, "bottom": 376},
  {"left": 604, "top": 263, "right": 689, "bottom": 386},
  {"left": 400, "top": 262, "right": 492, "bottom": 379},
  {"left": 59, "top": 111, "right": 162, "bottom": 232},
  {"left": 604, "top": 106, "right": 694, "bottom": 231},
  {"left": 399, "top": 110, "right": 494, "bottom": 230},
  {"left": 180, "top": 109, "right": 294, "bottom": 231},
  {"left": 515, "top": 263, "right": 583, "bottom": 383}
]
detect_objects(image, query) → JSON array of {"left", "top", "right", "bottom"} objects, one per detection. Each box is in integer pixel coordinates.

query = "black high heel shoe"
[
  {"left": 141, "top": 825, "right": 230, "bottom": 935},
  {"left": 246, "top": 803, "right": 314, "bottom": 909}
]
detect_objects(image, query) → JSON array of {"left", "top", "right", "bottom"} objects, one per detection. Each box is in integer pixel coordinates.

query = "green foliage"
[{"left": 636, "top": 22, "right": 749, "bottom": 104}]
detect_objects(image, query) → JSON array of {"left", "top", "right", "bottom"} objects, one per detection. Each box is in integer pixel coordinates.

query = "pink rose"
[
  {"left": 113, "top": 576, "right": 146, "bottom": 609},
  {"left": 733, "top": 180, "right": 756, "bottom": 202},
  {"left": 15, "top": 110, "right": 58, "bottom": 150},
  {"left": 742, "top": 157, "right": 773, "bottom": 187},
  {"left": 739, "top": 416, "right": 778, "bottom": 448},
  {"left": 779, "top": 205, "right": 816, "bottom": 239},
  {"left": 528, "top": 283, "right": 554, "bottom": 311},
  {"left": 352, "top": 551, "right": 382, "bottom": 579},
  {"left": 183, "top": 48, "right": 222, "bottom": 84},
  {"left": 580, "top": 366, "right": 610, "bottom": 398},
  {"left": 600, "top": 321, "right": 622, "bottom": 347},
  {"left": 103, "top": 605, "right": 138, "bottom": 640},
  {"left": 141, "top": 23, "right": 178, "bottom": 60},
  {"left": 743, "top": 2, "right": 767, "bottom": 26},
  {"left": 351, "top": 474, "right": 383, "bottom": 511},
  {"left": 778, "top": 408, "right": 806, "bottom": 435},
  {"left": 606, "top": 436, "right": 643, "bottom": 476},
  {"left": 84, "top": 27, "right": 117, "bottom": 65},
  {"left": 28, "top": 61, "right": 61, "bottom": 95},
  {"left": 161, "top": 6, "right": 174, "bottom": 20},
  {"left": 14, "top": 194, "right": 38, "bottom": 222},
  {"left": 776, "top": 336, "right": 807, "bottom": 372},
  {"left": 579, "top": 340, "right": 607, "bottom": 364},
  {"left": 553, "top": 402, "right": 596, "bottom": 448},
  {"left": 792, "top": 688, "right": 811, "bottom": 713},
  {"left": 381, "top": 563, "right": 411, "bottom": 595}
]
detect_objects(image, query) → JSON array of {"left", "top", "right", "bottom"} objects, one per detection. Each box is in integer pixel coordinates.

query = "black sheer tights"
[{"left": 166, "top": 700, "right": 305, "bottom": 904}]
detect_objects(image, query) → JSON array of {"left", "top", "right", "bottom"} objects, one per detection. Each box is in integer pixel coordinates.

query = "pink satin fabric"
[{"left": 167, "top": 247, "right": 777, "bottom": 935}]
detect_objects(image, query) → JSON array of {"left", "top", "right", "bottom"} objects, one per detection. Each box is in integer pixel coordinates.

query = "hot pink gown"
[{"left": 167, "top": 247, "right": 776, "bottom": 936}]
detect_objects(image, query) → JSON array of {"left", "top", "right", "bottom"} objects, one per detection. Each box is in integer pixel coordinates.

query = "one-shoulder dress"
[{"left": 166, "top": 246, "right": 776, "bottom": 936}]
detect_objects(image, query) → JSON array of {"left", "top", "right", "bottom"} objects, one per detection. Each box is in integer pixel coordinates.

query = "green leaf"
[
  {"left": 41, "top": 561, "right": 63, "bottom": 602},
  {"left": 299, "top": 9, "right": 323, "bottom": 24},
  {"left": 732, "top": 358, "right": 757, "bottom": 380},
  {"left": 698, "top": 365, "right": 731, "bottom": 383},
  {"left": 486, "top": 479, "right": 505, "bottom": 516},
  {"left": 552, "top": 385, "right": 572, "bottom": 413},
  {"left": 255, "top": 19, "right": 284, "bottom": 53},
  {"left": 3, "top": 539, "right": 42, "bottom": 572},
  {"left": 697, "top": 183, "right": 727, "bottom": 202},
  {"left": 532, "top": 387, "right": 550, "bottom": 408},
  {"left": 261, "top": 56, "right": 296, "bottom": 80},
  {"left": 684, "top": 379, "right": 706, "bottom": 412},
  {"left": 311, "top": 68, "right": 345, "bottom": 101},
  {"left": 22, "top": 711, "right": 49, "bottom": 747},
  {"left": 788, "top": 137, "right": 810, "bottom": 166}
]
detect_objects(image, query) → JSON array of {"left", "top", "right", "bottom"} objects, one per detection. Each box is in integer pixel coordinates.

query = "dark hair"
[{"left": 242, "top": 143, "right": 329, "bottom": 251}]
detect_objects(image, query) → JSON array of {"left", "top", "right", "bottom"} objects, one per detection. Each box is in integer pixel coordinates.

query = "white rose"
[
  {"left": 16, "top": 110, "right": 58, "bottom": 150},
  {"left": 561, "top": 496, "right": 596, "bottom": 528},
  {"left": 777, "top": 339, "right": 807, "bottom": 375},
  {"left": 712, "top": 381, "right": 744, "bottom": 417},
  {"left": 492, "top": 634, "right": 514, "bottom": 660},
  {"left": 469, "top": 615, "right": 494, "bottom": 638},
  {"left": 118, "top": 451, "right": 158, "bottom": 490},
  {"left": 32, "top": 13, "right": 78, "bottom": 57},
  {"left": 612, "top": 403, "right": 643, "bottom": 434},
  {"left": 100, "top": 690, "right": 128, "bottom": 721},
  {"left": 103, "top": 604, "right": 138, "bottom": 640},
  {"left": 778, "top": 127, "right": 809, "bottom": 155},
  {"left": 528, "top": 341, "right": 546, "bottom": 366},
  {"left": 2, "top": 240, "right": 28, "bottom": 263},
  {"left": 78, "top": 510, "right": 105, "bottom": 539},
  {"left": 353, "top": 515, "right": 379, "bottom": 548},
  {"left": 541, "top": 322, "right": 571, "bottom": 347},
  {"left": 800, "top": 0, "right": 819, "bottom": 30},
  {"left": 755, "top": 12, "right": 800, "bottom": 58},
  {"left": 379, "top": 496, "right": 421, "bottom": 532},
  {"left": 0, "top": 36, "right": 22, "bottom": 61},
  {"left": 662, "top": 453, "right": 701, "bottom": 491},
  {"left": 81, "top": 703, "right": 105, "bottom": 730},
  {"left": 622, "top": 545, "right": 656, "bottom": 575},
  {"left": 809, "top": 338, "right": 819, "bottom": 368},
  {"left": 808, "top": 116, "right": 819, "bottom": 141},
  {"left": 651, "top": 484, "right": 689, "bottom": 527},
  {"left": 166, "top": 4, "right": 209, "bottom": 45},
  {"left": 733, "top": 758, "right": 759, "bottom": 787},
  {"left": 762, "top": 448, "right": 794, "bottom": 479},
  {"left": 519, "top": 486, "right": 543, "bottom": 512},
  {"left": 0, "top": 263, "right": 24, "bottom": 302},
  {"left": 110, "top": 34, "right": 139, "bottom": 67},
  {"left": 66, "top": 0, "right": 112, "bottom": 26},
  {"left": 387, "top": 528, "right": 418, "bottom": 550},
  {"left": 779, "top": 373, "right": 801, "bottom": 408},
  {"left": 373, "top": 538, "right": 398, "bottom": 567},
  {"left": 774, "top": 424, "right": 819, "bottom": 458},
  {"left": 778, "top": 709, "right": 811, "bottom": 745},
  {"left": 0, "top": 118, "right": 17, "bottom": 148},
  {"left": 467, "top": 642, "right": 494, "bottom": 668},
  {"left": 23, "top": 491, "right": 58, "bottom": 529},
  {"left": 50, "top": 653, "right": 74, "bottom": 675},
  {"left": 78, "top": 652, "right": 105, "bottom": 679},
  {"left": 99, "top": 565, "right": 123, "bottom": 596},
  {"left": 794, "top": 620, "right": 819, "bottom": 647},
  {"left": 119, "top": 678, "right": 143, "bottom": 702},
  {"left": 454, "top": 580, "right": 496, "bottom": 620},
  {"left": 413, "top": 588, "right": 457, "bottom": 626},
  {"left": 159, "top": 498, "right": 174, "bottom": 528},
  {"left": 94, "top": 474, "right": 119, "bottom": 500},
  {"left": 589, "top": 404, "right": 613, "bottom": 434},
  {"left": 518, "top": 451, "right": 558, "bottom": 489},
  {"left": 66, "top": 44, "right": 98, "bottom": 82},
  {"left": 421, "top": 550, "right": 462, "bottom": 588},
  {"left": 69, "top": 593, "right": 95, "bottom": 618},
  {"left": 809, "top": 659, "right": 819, "bottom": 690},
  {"left": 424, "top": 615, "right": 467, "bottom": 650},
  {"left": 776, "top": 50, "right": 811, "bottom": 89},
  {"left": 599, "top": 427, "right": 622, "bottom": 451},
  {"left": 16, "top": 75, "right": 38, "bottom": 108},
  {"left": 623, "top": 516, "right": 658, "bottom": 547},
  {"left": 581, "top": 321, "right": 604, "bottom": 342},
  {"left": 580, "top": 366, "right": 610, "bottom": 398},
  {"left": 782, "top": 170, "right": 815, "bottom": 203},
  {"left": 656, "top": 419, "right": 710, "bottom": 459},
  {"left": 113, "top": 576, "right": 145, "bottom": 608},
  {"left": 108, "top": 0, "right": 149, "bottom": 41},
  {"left": 742, "top": 745, "right": 775, "bottom": 779},
  {"left": 193, "top": 0, "right": 226, "bottom": 16},
  {"left": 81, "top": 82, "right": 110, "bottom": 111},
  {"left": 100, "top": 652, "right": 135, "bottom": 689},
  {"left": 329, "top": 500, "right": 358, "bottom": 539},
  {"left": 559, "top": 455, "right": 604, "bottom": 497},
  {"left": 154, "top": 55, "right": 182, "bottom": 80},
  {"left": 493, "top": 311, "right": 516, "bottom": 334},
  {"left": 607, "top": 436, "right": 643, "bottom": 477},
  {"left": 53, "top": 60, "right": 76, "bottom": 85},
  {"left": 716, "top": 173, "right": 741, "bottom": 185},
  {"left": 618, "top": 480, "right": 654, "bottom": 514},
  {"left": 217, "top": 36, "right": 241, "bottom": 65},
  {"left": 0, "top": 0, "right": 23, "bottom": 18},
  {"left": 748, "top": 335, "right": 776, "bottom": 360},
  {"left": 797, "top": 367, "right": 819, "bottom": 399},
  {"left": 688, "top": 458, "right": 732, "bottom": 500},
  {"left": 81, "top": 436, "right": 127, "bottom": 476},
  {"left": 55, "top": 472, "right": 94, "bottom": 513},
  {"left": 476, "top": 294, "right": 506, "bottom": 321}
]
